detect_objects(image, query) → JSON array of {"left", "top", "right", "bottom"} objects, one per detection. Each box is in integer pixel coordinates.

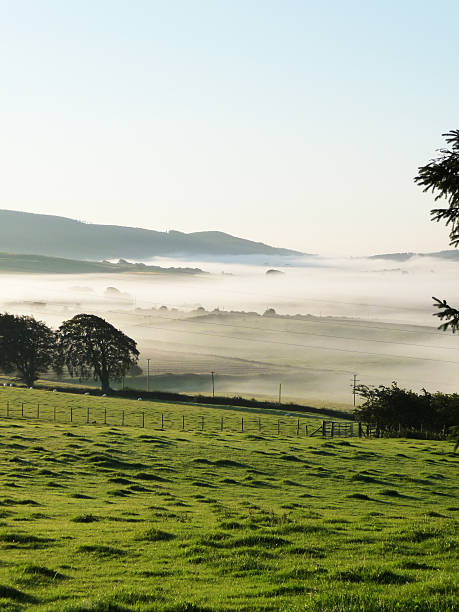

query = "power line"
[
  {"left": 295, "top": 317, "right": 452, "bottom": 338},
  {"left": 143, "top": 313, "right": 459, "bottom": 358},
  {"left": 136, "top": 321, "right": 459, "bottom": 366},
  {"left": 147, "top": 310, "right": 455, "bottom": 340},
  {"left": 173, "top": 316, "right": 459, "bottom": 352}
]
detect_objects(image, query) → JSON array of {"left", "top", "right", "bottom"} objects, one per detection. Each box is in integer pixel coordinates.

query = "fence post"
[
  {"left": 258, "top": 417, "right": 261, "bottom": 432},
  {"left": 358, "top": 421, "right": 362, "bottom": 437},
  {"left": 142, "top": 412, "right": 145, "bottom": 428},
  {"left": 322, "top": 421, "right": 326, "bottom": 437},
  {"left": 104, "top": 407, "right": 107, "bottom": 425},
  {"left": 201, "top": 416, "right": 204, "bottom": 431},
  {"left": 6, "top": 401, "right": 9, "bottom": 418},
  {"left": 70, "top": 406, "right": 73, "bottom": 422},
  {"left": 331, "top": 422, "right": 335, "bottom": 438},
  {"left": 54, "top": 406, "right": 56, "bottom": 422},
  {"left": 241, "top": 417, "right": 244, "bottom": 433},
  {"left": 161, "top": 413, "right": 164, "bottom": 430},
  {"left": 86, "top": 407, "right": 90, "bottom": 424},
  {"left": 305, "top": 424, "right": 308, "bottom": 436},
  {"left": 277, "top": 420, "right": 280, "bottom": 435},
  {"left": 182, "top": 415, "right": 185, "bottom": 430},
  {"left": 21, "top": 403, "right": 24, "bottom": 417},
  {"left": 296, "top": 419, "right": 300, "bottom": 435},
  {"left": 220, "top": 416, "right": 223, "bottom": 432},
  {"left": 37, "top": 404, "right": 40, "bottom": 419},
  {"left": 122, "top": 410, "right": 125, "bottom": 426}
]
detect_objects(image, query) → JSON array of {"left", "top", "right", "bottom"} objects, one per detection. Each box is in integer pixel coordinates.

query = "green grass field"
[{"left": 0, "top": 388, "right": 457, "bottom": 611}]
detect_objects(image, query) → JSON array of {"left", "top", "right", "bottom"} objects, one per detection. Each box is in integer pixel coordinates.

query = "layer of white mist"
[
  {"left": 2, "top": 254, "right": 459, "bottom": 403},
  {"left": 1, "top": 254, "right": 458, "bottom": 326}
]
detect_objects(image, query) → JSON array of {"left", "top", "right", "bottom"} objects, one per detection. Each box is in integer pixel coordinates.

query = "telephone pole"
[
  {"left": 147, "top": 358, "right": 151, "bottom": 393},
  {"left": 211, "top": 371, "right": 215, "bottom": 398},
  {"left": 352, "top": 374, "right": 359, "bottom": 406},
  {"left": 278, "top": 383, "right": 282, "bottom": 405}
]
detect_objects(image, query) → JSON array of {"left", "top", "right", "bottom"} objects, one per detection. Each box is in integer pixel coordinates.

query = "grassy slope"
[{"left": 0, "top": 389, "right": 457, "bottom": 612}]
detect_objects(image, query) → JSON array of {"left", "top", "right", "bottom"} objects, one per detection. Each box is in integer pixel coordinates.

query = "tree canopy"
[
  {"left": 57, "top": 314, "right": 139, "bottom": 393},
  {"left": 415, "top": 129, "right": 459, "bottom": 331},
  {"left": 0, "top": 313, "right": 57, "bottom": 386}
]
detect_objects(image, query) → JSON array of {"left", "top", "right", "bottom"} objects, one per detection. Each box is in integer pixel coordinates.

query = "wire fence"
[{"left": 1, "top": 399, "right": 369, "bottom": 438}]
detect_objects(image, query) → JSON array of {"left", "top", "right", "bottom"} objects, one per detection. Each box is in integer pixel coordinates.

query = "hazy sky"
[{"left": 1, "top": 0, "right": 457, "bottom": 256}]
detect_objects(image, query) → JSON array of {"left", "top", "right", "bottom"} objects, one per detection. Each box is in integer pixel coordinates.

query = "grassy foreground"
[{"left": 0, "top": 390, "right": 457, "bottom": 611}]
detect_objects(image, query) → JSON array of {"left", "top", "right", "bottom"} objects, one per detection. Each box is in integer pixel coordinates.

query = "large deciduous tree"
[
  {"left": 0, "top": 313, "right": 57, "bottom": 386},
  {"left": 57, "top": 314, "right": 139, "bottom": 393},
  {"left": 415, "top": 130, "right": 459, "bottom": 331}
]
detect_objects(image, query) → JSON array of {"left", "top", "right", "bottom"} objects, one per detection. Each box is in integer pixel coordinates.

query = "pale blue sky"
[{"left": 1, "top": 1, "right": 457, "bottom": 255}]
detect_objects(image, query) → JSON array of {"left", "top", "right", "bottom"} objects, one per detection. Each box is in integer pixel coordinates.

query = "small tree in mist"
[
  {"left": 57, "top": 314, "right": 139, "bottom": 393},
  {"left": 0, "top": 313, "right": 58, "bottom": 386},
  {"left": 415, "top": 130, "right": 459, "bottom": 330}
]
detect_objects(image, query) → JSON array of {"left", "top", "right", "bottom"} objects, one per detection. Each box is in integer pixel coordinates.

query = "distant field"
[
  {"left": 108, "top": 309, "right": 459, "bottom": 402},
  {"left": 0, "top": 388, "right": 457, "bottom": 611},
  {"left": 0, "top": 376, "right": 356, "bottom": 416},
  {"left": 4, "top": 292, "right": 459, "bottom": 403}
]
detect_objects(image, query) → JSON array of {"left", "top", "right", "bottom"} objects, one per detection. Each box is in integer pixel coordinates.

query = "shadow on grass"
[
  {"left": 333, "top": 566, "right": 413, "bottom": 585},
  {"left": 0, "top": 583, "right": 37, "bottom": 603}
]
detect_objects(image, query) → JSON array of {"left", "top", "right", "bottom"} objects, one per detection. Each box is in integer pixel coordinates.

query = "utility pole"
[
  {"left": 211, "top": 371, "right": 215, "bottom": 398},
  {"left": 147, "top": 358, "right": 151, "bottom": 393},
  {"left": 352, "top": 374, "right": 359, "bottom": 406},
  {"left": 278, "top": 383, "right": 282, "bottom": 406}
]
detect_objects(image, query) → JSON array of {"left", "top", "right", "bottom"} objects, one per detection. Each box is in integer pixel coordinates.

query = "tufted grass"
[{"left": 0, "top": 387, "right": 457, "bottom": 610}]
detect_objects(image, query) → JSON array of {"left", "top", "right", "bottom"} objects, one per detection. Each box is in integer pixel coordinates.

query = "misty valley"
[{"left": 2, "top": 253, "right": 459, "bottom": 406}]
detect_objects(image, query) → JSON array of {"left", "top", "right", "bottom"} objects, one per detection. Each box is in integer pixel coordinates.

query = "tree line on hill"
[{"left": 0, "top": 313, "right": 139, "bottom": 393}]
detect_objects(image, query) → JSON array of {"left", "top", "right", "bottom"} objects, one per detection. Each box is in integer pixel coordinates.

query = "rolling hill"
[{"left": 0, "top": 209, "right": 304, "bottom": 260}]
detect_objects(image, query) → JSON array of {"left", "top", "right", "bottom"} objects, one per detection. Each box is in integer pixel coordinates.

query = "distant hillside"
[
  {"left": 369, "top": 250, "right": 459, "bottom": 262},
  {"left": 0, "top": 210, "right": 303, "bottom": 260},
  {"left": 0, "top": 252, "right": 205, "bottom": 275}
]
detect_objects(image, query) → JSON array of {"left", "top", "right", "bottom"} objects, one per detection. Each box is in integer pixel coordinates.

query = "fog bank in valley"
[{"left": 1, "top": 255, "right": 458, "bottom": 405}]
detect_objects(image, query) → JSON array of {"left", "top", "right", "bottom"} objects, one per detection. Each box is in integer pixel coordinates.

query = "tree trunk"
[
  {"left": 100, "top": 374, "right": 111, "bottom": 394},
  {"left": 22, "top": 369, "right": 36, "bottom": 388}
]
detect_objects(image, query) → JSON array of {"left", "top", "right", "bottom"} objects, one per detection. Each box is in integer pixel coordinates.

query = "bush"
[{"left": 354, "top": 382, "right": 458, "bottom": 434}]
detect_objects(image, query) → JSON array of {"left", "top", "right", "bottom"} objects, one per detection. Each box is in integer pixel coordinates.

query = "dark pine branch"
[
  {"left": 415, "top": 130, "right": 459, "bottom": 247},
  {"left": 432, "top": 296, "right": 459, "bottom": 332}
]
